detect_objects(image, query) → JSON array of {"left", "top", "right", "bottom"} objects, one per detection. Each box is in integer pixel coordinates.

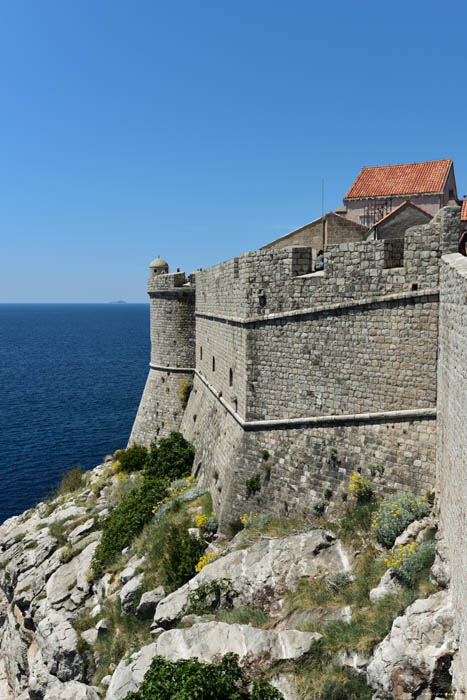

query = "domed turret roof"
[{"left": 149, "top": 255, "right": 169, "bottom": 269}]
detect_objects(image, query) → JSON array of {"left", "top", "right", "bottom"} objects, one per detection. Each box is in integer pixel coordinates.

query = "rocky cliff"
[{"left": 0, "top": 457, "right": 460, "bottom": 699}]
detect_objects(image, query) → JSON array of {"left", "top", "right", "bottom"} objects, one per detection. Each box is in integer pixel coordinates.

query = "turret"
[{"left": 128, "top": 257, "right": 196, "bottom": 446}]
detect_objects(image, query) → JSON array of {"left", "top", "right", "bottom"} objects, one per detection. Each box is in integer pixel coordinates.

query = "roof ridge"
[{"left": 358, "top": 158, "right": 451, "bottom": 171}]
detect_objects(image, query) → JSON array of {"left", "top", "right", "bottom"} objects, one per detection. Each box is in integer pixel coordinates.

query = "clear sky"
[{"left": 1, "top": 0, "right": 465, "bottom": 302}]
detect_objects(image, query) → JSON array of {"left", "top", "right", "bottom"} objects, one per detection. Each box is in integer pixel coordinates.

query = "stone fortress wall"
[
  {"left": 129, "top": 202, "right": 467, "bottom": 692},
  {"left": 179, "top": 209, "right": 461, "bottom": 525},
  {"left": 436, "top": 251, "right": 467, "bottom": 696},
  {"left": 131, "top": 205, "right": 461, "bottom": 527}
]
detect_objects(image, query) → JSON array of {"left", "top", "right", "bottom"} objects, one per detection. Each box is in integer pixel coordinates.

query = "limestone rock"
[
  {"left": 69, "top": 519, "right": 94, "bottom": 544},
  {"left": 369, "top": 568, "right": 403, "bottom": 603},
  {"left": 136, "top": 587, "right": 165, "bottom": 619},
  {"left": 35, "top": 609, "right": 82, "bottom": 682},
  {"left": 46, "top": 541, "right": 98, "bottom": 608},
  {"left": 81, "top": 628, "right": 98, "bottom": 646},
  {"left": 119, "top": 573, "right": 144, "bottom": 614},
  {"left": 154, "top": 529, "right": 349, "bottom": 627},
  {"left": 106, "top": 622, "right": 320, "bottom": 700},
  {"left": 367, "top": 590, "right": 457, "bottom": 699},
  {"left": 394, "top": 517, "right": 434, "bottom": 547}
]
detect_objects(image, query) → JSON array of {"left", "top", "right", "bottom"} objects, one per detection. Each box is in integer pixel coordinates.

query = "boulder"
[
  {"left": 81, "top": 628, "right": 98, "bottom": 646},
  {"left": 367, "top": 590, "right": 457, "bottom": 699},
  {"left": 46, "top": 541, "right": 99, "bottom": 608},
  {"left": 369, "top": 569, "right": 403, "bottom": 603},
  {"left": 106, "top": 622, "right": 320, "bottom": 700},
  {"left": 119, "top": 573, "right": 144, "bottom": 614},
  {"left": 136, "top": 587, "right": 165, "bottom": 619},
  {"left": 35, "top": 609, "right": 82, "bottom": 682},
  {"left": 154, "top": 529, "right": 349, "bottom": 627},
  {"left": 69, "top": 519, "right": 94, "bottom": 544}
]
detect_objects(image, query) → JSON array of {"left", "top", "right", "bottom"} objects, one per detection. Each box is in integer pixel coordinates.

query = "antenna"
[{"left": 321, "top": 177, "right": 325, "bottom": 250}]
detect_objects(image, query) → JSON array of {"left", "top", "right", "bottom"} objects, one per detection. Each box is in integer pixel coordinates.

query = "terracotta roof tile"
[
  {"left": 344, "top": 159, "right": 451, "bottom": 200},
  {"left": 461, "top": 200, "right": 467, "bottom": 221}
]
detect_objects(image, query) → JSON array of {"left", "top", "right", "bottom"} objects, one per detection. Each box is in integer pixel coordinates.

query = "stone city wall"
[
  {"left": 436, "top": 253, "right": 467, "bottom": 697},
  {"left": 181, "top": 374, "right": 436, "bottom": 528}
]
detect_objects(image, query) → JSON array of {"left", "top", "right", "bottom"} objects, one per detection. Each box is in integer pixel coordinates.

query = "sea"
[{"left": 0, "top": 303, "right": 150, "bottom": 524}]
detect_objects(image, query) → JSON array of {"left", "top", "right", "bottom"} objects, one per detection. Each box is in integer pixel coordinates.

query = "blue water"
[{"left": 0, "top": 304, "right": 150, "bottom": 523}]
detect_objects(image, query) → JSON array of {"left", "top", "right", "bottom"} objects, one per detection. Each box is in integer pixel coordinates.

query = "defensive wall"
[
  {"left": 436, "top": 251, "right": 467, "bottom": 696},
  {"left": 130, "top": 205, "right": 461, "bottom": 529}
]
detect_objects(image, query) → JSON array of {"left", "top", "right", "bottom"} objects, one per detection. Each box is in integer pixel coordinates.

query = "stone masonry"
[
  {"left": 436, "top": 252, "right": 467, "bottom": 698},
  {"left": 131, "top": 205, "right": 461, "bottom": 528}
]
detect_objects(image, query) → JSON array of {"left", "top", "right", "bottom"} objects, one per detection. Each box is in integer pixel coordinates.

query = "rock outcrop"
[
  {"left": 107, "top": 622, "right": 321, "bottom": 700},
  {"left": 367, "top": 589, "right": 457, "bottom": 699},
  {"left": 154, "top": 529, "right": 350, "bottom": 627}
]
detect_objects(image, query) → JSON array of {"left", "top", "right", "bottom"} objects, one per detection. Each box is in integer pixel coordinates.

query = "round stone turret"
[
  {"left": 129, "top": 258, "right": 196, "bottom": 446},
  {"left": 149, "top": 255, "right": 169, "bottom": 276}
]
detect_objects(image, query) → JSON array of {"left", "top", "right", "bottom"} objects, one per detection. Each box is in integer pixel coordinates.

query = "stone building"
[
  {"left": 342, "top": 158, "right": 457, "bottom": 226},
  {"left": 261, "top": 211, "right": 368, "bottom": 258},
  {"left": 368, "top": 200, "right": 433, "bottom": 241}
]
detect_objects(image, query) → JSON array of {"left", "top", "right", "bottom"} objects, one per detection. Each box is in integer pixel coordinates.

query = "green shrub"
[
  {"left": 312, "top": 499, "right": 326, "bottom": 515},
  {"left": 322, "top": 676, "right": 372, "bottom": 700},
  {"left": 144, "top": 432, "right": 195, "bottom": 481},
  {"left": 245, "top": 474, "right": 261, "bottom": 497},
  {"left": 188, "top": 578, "right": 232, "bottom": 614},
  {"left": 118, "top": 445, "right": 148, "bottom": 472},
  {"left": 392, "top": 541, "right": 436, "bottom": 588},
  {"left": 123, "top": 653, "right": 283, "bottom": 700},
  {"left": 372, "top": 492, "right": 430, "bottom": 548},
  {"left": 348, "top": 471, "right": 373, "bottom": 504},
  {"left": 53, "top": 465, "right": 85, "bottom": 497},
  {"left": 91, "top": 478, "right": 167, "bottom": 577},
  {"left": 161, "top": 523, "right": 206, "bottom": 592}
]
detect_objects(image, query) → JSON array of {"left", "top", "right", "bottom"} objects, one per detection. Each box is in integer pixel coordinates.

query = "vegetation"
[
  {"left": 91, "top": 477, "right": 168, "bottom": 577},
  {"left": 51, "top": 465, "right": 86, "bottom": 497},
  {"left": 188, "top": 578, "right": 232, "bottom": 614},
  {"left": 77, "top": 598, "right": 152, "bottom": 685},
  {"left": 122, "top": 653, "right": 284, "bottom": 700},
  {"left": 178, "top": 377, "right": 193, "bottom": 408},
  {"left": 144, "top": 432, "right": 195, "bottom": 481},
  {"left": 245, "top": 474, "right": 261, "bottom": 497},
  {"left": 160, "top": 522, "right": 205, "bottom": 592},
  {"left": 371, "top": 491, "right": 430, "bottom": 547},
  {"left": 388, "top": 539, "right": 437, "bottom": 589},
  {"left": 116, "top": 445, "right": 148, "bottom": 472}
]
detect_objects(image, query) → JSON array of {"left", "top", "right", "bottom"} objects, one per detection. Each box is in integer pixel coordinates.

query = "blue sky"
[{"left": 1, "top": 0, "right": 465, "bottom": 302}]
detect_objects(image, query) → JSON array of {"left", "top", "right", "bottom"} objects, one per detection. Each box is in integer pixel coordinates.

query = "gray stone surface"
[
  {"left": 436, "top": 252, "right": 467, "bottom": 698},
  {"left": 106, "top": 622, "right": 320, "bottom": 700},
  {"left": 367, "top": 590, "right": 456, "bottom": 699},
  {"left": 369, "top": 569, "right": 403, "bottom": 603},
  {"left": 119, "top": 573, "right": 144, "bottom": 614},
  {"left": 136, "top": 587, "right": 165, "bottom": 619},
  {"left": 154, "top": 529, "right": 350, "bottom": 627}
]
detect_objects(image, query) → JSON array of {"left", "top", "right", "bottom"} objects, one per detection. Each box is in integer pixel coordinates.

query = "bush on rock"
[
  {"left": 123, "top": 653, "right": 283, "bottom": 700},
  {"left": 144, "top": 432, "right": 195, "bottom": 481}
]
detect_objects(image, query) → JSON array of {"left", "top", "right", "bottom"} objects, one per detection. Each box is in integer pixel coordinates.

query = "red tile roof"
[
  {"left": 344, "top": 159, "right": 451, "bottom": 200},
  {"left": 373, "top": 200, "right": 433, "bottom": 227},
  {"left": 461, "top": 200, "right": 467, "bottom": 221}
]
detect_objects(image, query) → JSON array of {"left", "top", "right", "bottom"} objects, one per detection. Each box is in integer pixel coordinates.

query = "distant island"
[{"left": 108, "top": 300, "right": 127, "bottom": 304}]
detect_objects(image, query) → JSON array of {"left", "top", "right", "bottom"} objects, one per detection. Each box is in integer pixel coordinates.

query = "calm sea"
[{"left": 0, "top": 304, "right": 149, "bottom": 524}]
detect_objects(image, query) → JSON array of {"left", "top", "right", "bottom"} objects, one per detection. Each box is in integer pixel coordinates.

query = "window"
[
  {"left": 200, "top": 346, "right": 203, "bottom": 360},
  {"left": 212, "top": 356, "right": 215, "bottom": 372},
  {"left": 229, "top": 368, "right": 233, "bottom": 386}
]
